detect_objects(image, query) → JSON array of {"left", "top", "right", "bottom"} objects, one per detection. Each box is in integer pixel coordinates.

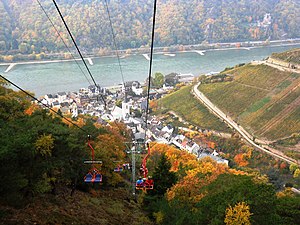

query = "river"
[{"left": 1, "top": 44, "right": 299, "bottom": 97}]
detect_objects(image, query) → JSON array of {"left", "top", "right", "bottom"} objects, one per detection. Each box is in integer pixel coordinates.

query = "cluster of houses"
[
  {"left": 145, "top": 118, "right": 228, "bottom": 165},
  {"left": 39, "top": 73, "right": 228, "bottom": 165}
]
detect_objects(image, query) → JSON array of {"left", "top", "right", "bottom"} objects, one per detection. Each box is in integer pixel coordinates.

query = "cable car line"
[
  {"left": 101, "top": 0, "right": 131, "bottom": 134},
  {"left": 36, "top": 0, "right": 91, "bottom": 86},
  {"left": 103, "top": 0, "right": 125, "bottom": 87},
  {"left": 51, "top": 0, "right": 106, "bottom": 108},
  {"left": 48, "top": 0, "right": 127, "bottom": 185},
  {"left": 7, "top": 0, "right": 157, "bottom": 189},
  {"left": 0, "top": 74, "right": 87, "bottom": 133},
  {"left": 145, "top": 0, "right": 157, "bottom": 129},
  {"left": 134, "top": 0, "right": 157, "bottom": 192}
]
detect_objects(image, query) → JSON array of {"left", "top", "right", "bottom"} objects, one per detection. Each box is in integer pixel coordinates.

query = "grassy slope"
[
  {"left": 0, "top": 188, "right": 152, "bottom": 225},
  {"left": 272, "top": 48, "right": 300, "bottom": 64},
  {"left": 156, "top": 86, "right": 229, "bottom": 132},
  {"left": 199, "top": 64, "right": 300, "bottom": 140}
]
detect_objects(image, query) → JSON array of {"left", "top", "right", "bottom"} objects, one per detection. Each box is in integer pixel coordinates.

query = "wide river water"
[{"left": 1, "top": 44, "right": 300, "bottom": 97}]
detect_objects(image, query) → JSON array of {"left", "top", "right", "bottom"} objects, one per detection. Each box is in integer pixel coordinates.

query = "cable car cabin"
[
  {"left": 123, "top": 163, "right": 131, "bottom": 170},
  {"left": 144, "top": 178, "right": 154, "bottom": 190},
  {"left": 114, "top": 165, "right": 123, "bottom": 172},
  {"left": 135, "top": 178, "right": 144, "bottom": 190},
  {"left": 84, "top": 136, "right": 103, "bottom": 183},
  {"left": 114, "top": 163, "right": 131, "bottom": 172},
  {"left": 84, "top": 168, "right": 102, "bottom": 183},
  {"left": 135, "top": 177, "right": 154, "bottom": 190}
]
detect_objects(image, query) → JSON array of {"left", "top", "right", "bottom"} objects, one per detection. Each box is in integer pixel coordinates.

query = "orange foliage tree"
[
  {"left": 150, "top": 143, "right": 198, "bottom": 173},
  {"left": 148, "top": 143, "right": 246, "bottom": 207},
  {"left": 24, "top": 103, "right": 40, "bottom": 115},
  {"left": 149, "top": 100, "right": 158, "bottom": 112},
  {"left": 234, "top": 146, "right": 253, "bottom": 167},
  {"left": 234, "top": 153, "right": 249, "bottom": 167}
]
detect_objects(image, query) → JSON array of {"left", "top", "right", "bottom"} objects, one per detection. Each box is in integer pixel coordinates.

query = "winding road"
[{"left": 192, "top": 82, "right": 299, "bottom": 165}]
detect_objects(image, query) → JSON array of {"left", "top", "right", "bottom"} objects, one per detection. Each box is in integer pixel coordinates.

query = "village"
[{"left": 39, "top": 72, "right": 229, "bottom": 165}]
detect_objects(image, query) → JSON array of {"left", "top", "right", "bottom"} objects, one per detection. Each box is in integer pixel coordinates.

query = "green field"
[
  {"left": 156, "top": 86, "right": 230, "bottom": 132},
  {"left": 247, "top": 88, "right": 300, "bottom": 132},
  {"left": 231, "top": 64, "right": 292, "bottom": 89},
  {"left": 198, "top": 64, "right": 300, "bottom": 140},
  {"left": 199, "top": 81, "right": 269, "bottom": 117},
  {"left": 264, "top": 107, "right": 300, "bottom": 139}
]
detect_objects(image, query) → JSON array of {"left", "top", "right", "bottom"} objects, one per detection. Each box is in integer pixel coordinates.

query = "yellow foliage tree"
[
  {"left": 224, "top": 202, "right": 252, "bottom": 225},
  {"left": 293, "top": 168, "right": 300, "bottom": 178},
  {"left": 166, "top": 158, "right": 228, "bottom": 204},
  {"left": 35, "top": 134, "right": 54, "bottom": 157},
  {"left": 153, "top": 211, "right": 164, "bottom": 224},
  {"left": 93, "top": 131, "right": 127, "bottom": 186},
  {"left": 150, "top": 143, "right": 198, "bottom": 172}
]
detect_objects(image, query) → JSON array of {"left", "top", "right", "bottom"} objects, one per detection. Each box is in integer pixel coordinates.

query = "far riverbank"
[
  {"left": 1, "top": 38, "right": 300, "bottom": 65},
  {"left": 1, "top": 44, "right": 300, "bottom": 97}
]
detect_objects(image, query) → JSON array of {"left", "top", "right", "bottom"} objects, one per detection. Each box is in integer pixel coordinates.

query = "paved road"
[{"left": 192, "top": 83, "right": 299, "bottom": 165}]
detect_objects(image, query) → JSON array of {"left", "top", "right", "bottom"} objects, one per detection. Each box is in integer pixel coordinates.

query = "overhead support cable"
[
  {"left": 104, "top": 0, "right": 126, "bottom": 87},
  {"left": 51, "top": 0, "right": 106, "bottom": 108},
  {"left": 145, "top": 0, "right": 157, "bottom": 129},
  {"left": 0, "top": 75, "right": 87, "bottom": 133},
  {"left": 102, "top": 0, "right": 128, "bottom": 133},
  {"left": 36, "top": 0, "right": 91, "bottom": 86}
]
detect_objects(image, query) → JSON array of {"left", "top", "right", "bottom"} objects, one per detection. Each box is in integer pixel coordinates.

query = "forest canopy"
[{"left": 0, "top": 0, "right": 299, "bottom": 57}]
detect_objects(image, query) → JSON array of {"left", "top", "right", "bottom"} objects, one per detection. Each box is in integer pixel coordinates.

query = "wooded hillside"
[
  {"left": 0, "top": 0, "right": 299, "bottom": 57},
  {"left": 1, "top": 78, "right": 300, "bottom": 224}
]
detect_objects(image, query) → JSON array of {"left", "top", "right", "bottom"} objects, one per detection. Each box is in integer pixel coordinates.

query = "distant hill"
[
  {"left": 272, "top": 48, "right": 300, "bottom": 65},
  {"left": 0, "top": 0, "right": 300, "bottom": 56},
  {"left": 198, "top": 63, "right": 300, "bottom": 141}
]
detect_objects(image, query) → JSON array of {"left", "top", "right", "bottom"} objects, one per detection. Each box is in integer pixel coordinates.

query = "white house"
[
  {"left": 131, "top": 81, "right": 143, "bottom": 96},
  {"left": 57, "top": 92, "right": 67, "bottom": 103},
  {"left": 198, "top": 152, "right": 229, "bottom": 166},
  {"left": 122, "top": 101, "right": 131, "bottom": 120},
  {"left": 171, "top": 134, "right": 186, "bottom": 150},
  {"left": 70, "top": 101, "right": 78, "bottom": 118},
  {"left": 52, "top": 101, "right": 60, "bottom": 109},
  {"left": 186, "top": 141, "right": 200, "bottom": 154},
  {"left": 44, "top": 94, "right": 58, "bottom": 106},
  {"left": 161, "top": 125, "right": 174, "bottom": 134},
  {"left": 111, "top": 106, "right": 123, "bottom": 120},
  {"left": 40, "top": 98, "right": 49, "bottom": 106}
]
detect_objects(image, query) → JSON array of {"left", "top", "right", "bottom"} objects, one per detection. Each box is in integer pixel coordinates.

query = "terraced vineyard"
[
  {"left": 198, "top": 64, "right": 300, "bottom": 141},
  {"left": 155, "top": 86, "right": 229, "bottom": 132},
  {"left": 272, "top": 48, "right": 300, "bottom": 64}
]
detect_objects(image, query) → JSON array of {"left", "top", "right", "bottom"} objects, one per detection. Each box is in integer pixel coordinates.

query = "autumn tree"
[
  {"left": 35, "top": 134, "right": 54, "bottom": 157},
  {"left": 224, "top": 202, "right": 252, "bottom": 225},
  {"left": 152, "top": 72, "right": 165, "bottom": 89}
]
